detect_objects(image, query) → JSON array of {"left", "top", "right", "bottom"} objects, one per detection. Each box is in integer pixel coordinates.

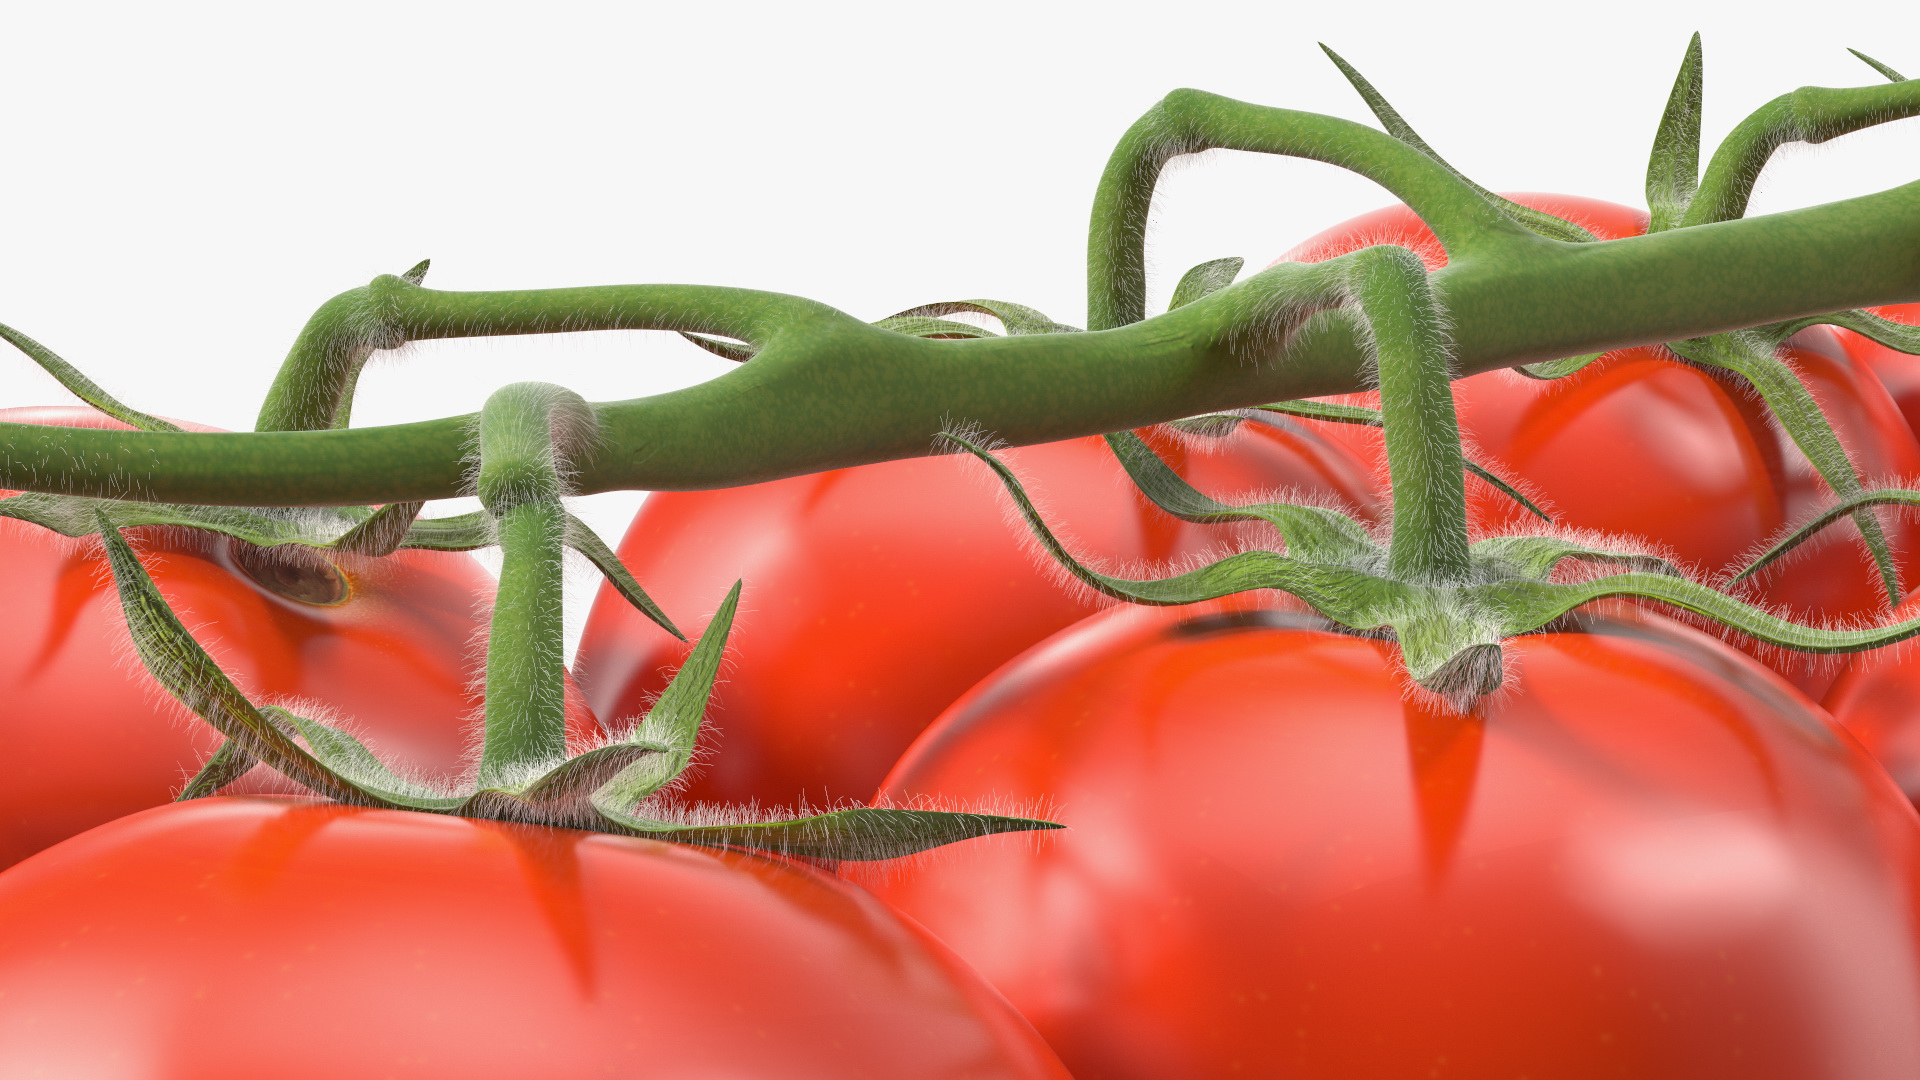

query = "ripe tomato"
[
  {"left": 574, "top": 426, "right": 1377, "bottom": 809},
  {"left": 863, "top": 598, "right": 1920, "bottom": 1079},
  {"left": 1824, "top": 585, "right": 1920, "bottom": 806},
  {"left": 0, "top": 406, "right": 549, "bottom": 867},
  {"left": 1283, "top": 196, "right": 1920, "bottom": 696},
  {"left": 0, "top": 796, "right": 1069, "bottom": 1078}
]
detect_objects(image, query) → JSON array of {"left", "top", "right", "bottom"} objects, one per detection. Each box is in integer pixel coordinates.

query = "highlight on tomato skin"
[
  {"left": 0, "top": 406, "right": 568, "bottom": 870},
  {"left": 1277, "top": 195, "right": 1920, "bottom": 699},
  {"left": 572, "top": 425, "right": 1379, "bottom": 812},
  {"left": 0, "top": 796, "right": 1072, "bottom": 1079},
  {"left": 862, "top": 597, "right": 1920, "bottom": 1080}
]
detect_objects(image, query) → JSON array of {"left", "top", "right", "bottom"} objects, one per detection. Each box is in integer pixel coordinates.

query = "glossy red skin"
[
  {"left": 0, "top": 407, "right": 593, "bottom": 867},
  {"left": 1824, "top": 585, "right": 1920, "bottom": 805},
  {"left": 1284, "top": 195, "right": 1920, "bottom": 696},
  {"left": 574, "top": 427, "right": 1378, "bottom": 808},
  {"left": 1840, "top": 303, "right": 1920, "bottom": 447},
  {"left": 864, "top": 599, "right": 1920, "bottom": 1079},
  {"left": 0, "top": 796, "right": 1068, "bottom": 1079}
]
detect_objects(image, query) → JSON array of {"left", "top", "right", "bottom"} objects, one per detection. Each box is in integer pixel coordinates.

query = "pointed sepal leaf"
[
  {"left": 1670, "top": 333, "right": 1902, "bottom": 604},
  {"left": 265, "top": 706, "right": 465, "bottom": 811},
  {"left": 1517, "top": 352, "right": 1604, "bottom": 380},
  {"left": 562, "top": 513, "right": 683, "bottom": 640},
  {"left": 1766, "top": 309, "right": 1920, "bottom": 356},
  {"left": 888, "top": 300, "right": 1082, "bottom": 336},
  {"left": 1732, "top": 488, "right": 1920, "bottom": 585},
  {"left": 177, "top": 739, "right": 259, "bottom": 801},
  {"left": 401, "top": 259, "right": 432, "bottom": 285},
  {"left": 1168, "top": 257, "right": 1244, "bottom": 310},
  {"left": 331, "top": 501, "right": 424, "bottom": 556},
  {"left": 680, "top": 331, "right": 756, "bottom": 362},
  {"left": 1646, "top": 33, "right": 1705, "bottom": 234},
  {"left": 593, "top": 803, "right": 1064, "bottom": 862},
  {"left": 1850, "top": 48, "right": 1908, "bottom": 83},
  {"left": 872, "top": 315, "right": 1000, "bottom": 339},
  {"left": 1257, "top": 399, "right": 1382, "bottom": 426},
  {"left": 0, "top": 322, "right": 184, "bottom": 432},
  {"left": 1462, "top": 462, "right": 1551, "bottom": 523},
  {"left": 1470, "top": 534, "right": 1682, "bottom": 579},
  {"left": 397, "top": 510, "right": 493, "bottom": 551},
  {"left": 1318, "top": 44, "right": 1597, "bottom": 243}
]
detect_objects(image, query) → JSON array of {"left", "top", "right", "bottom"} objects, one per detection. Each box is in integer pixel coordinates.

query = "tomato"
[
  {"left": 1283, "top": 196, "right": 1920, "bottom": 696},
  {"left": 573, "top": 426, "right": 1378, "bottom": 809},
  {"left": 862, "top": 598, "right": 1920, "bottom": 1079},
  {"left": 1824, "top": 585, "right": 1920, "bottom": 806},
  {"left": 1839, "top": 302, "right": 1920, "bottom": 445},
  {"left": 0, "top": 796, "right": 1069, "bottom": 1078},
  {"left": 0, "top": 406, "right": 567, "bottom": 868}
]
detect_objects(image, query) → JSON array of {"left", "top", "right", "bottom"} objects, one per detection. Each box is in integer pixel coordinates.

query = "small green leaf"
[
  {"left": 592, "top": 803, "right": 1064, "bottom": 862},
  {"left": 1257, "top": 399, "right": 1383, "bottom": 426},
  {"left": 1850, "top": 48, "right": 1908, "bottom": 83},
  {"left": 680, "top": 331, "right": 756, "bottom": 362},
  {"left": 1516, "top": 352, "right": 1603, "bottom": 380},
  {"left": 1732, "top": 488, "right": 1920, "bottom": 585},
  {"left": 563, "top": 513, "right": 683, "bottom": 640},
  {"left": 1318, "top": 45, "right": 1597, "bottom": 244},
  {"left": 177, "top": 740, "right": 259, "bottom": 801},
  {"left": 872, "top": 315, "right": 999, "bottom": 339},
  {"left": 1646, "top": 33, "right": 1705, "bottom": 234},
  {"left": 888, "top": 300, "right": 1082, "bottom": 336},
  {"left": 1764, "top": 309, "right": 1920, "bottom": 355},
  {"left": 1470, "top": 534, "right": 1680, "bottom": 580},
  {"left": 1462, "top": 462, "right": 1551, "bottom": 523},
  {"left": 1168, "top": 257, "right": 1244, "bottom": 310},
  {"left": 266, "top": 707, "right": 464, "bottom": 811},
  {"left": 401, "top": 259, "right": 432, "bottom": 285},
  {"left": 0, "top": 322, "right": 184, "bottom": 432},
  {"left": 331, "top": 501, "right": 424, "bottom": 556},
  {"left": 397, "top": 511, "right": 493, "bottom": 550}
]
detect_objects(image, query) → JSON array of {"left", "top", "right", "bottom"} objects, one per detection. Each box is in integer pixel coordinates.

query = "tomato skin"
[
  {"left": 0, "top": 407, "right": 571, "bottom": 868},
  {"left": 1283, "top": 196, "right": 1920, "bottom": 696},
  {"left": 574, "top": 427, "right": 1377, "bottom": 809},
  {"left": 865, "top": 599, "right": 1920, "bottom": 1079},
  {"left": 1823, "top": 587, "right": 1920, "bottom": 805},
  {"left": 1840, "top": 303, "right": 1920, "bottom": 441},
  {"left": 0, "top": 796, "right": 1069, "bottom": 1079}
]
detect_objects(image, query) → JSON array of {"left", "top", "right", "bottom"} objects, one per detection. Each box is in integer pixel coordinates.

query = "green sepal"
[
  {"left": 590, "top": 802, "right": 1065, "bottom": 862},
  {"left": 1168, "top": 257, "right": 1244, "bottom": 310},
  {"left": 887, "top": 300, "right": 1082, "bottom": 336},
  {"left": 332, "top": 501, "right": 424, "bottom": 556},
  {"left": 1850, "top": 49, "right": 1908, "bottom": 83},
  {"left": 562, "top": 514, "right": 684, "bottom": 640},
  {"left": 4, "top": 493, "right": 364, "bottom": 548},
  {"left": 265, "top": 706, "right": 465, "bottom": 811},
  {"left": 872, "top": 315, "right": 1000, "bottom": 339},
  {"left": 1732, "top": 488, "right": 1920, "bottom": 585},
  {"left": 393, "top": 510, "right": 492, "bottom": 550},
  {"left": 401, "top": 259, "right": 431, "bottom": 286},
  {"left": 1246, "top": 402, "right": 1552, "bottom": 521},
  {"left": 1764, "top": 309, "right": 1920, "bottom": 356},
  {"left": 590, "top": 581, "right": 741, "bottom": 806},
  {"left": 0, "top": 322, "right": 184, "bottom": 432},
  {"left": 1469, "top": 534, "right": 1682, "bottom": 580},
  {"left": 1517, "top": 352, "right": 1604, "bottom": 381},
  {"left": 177, "top": 739, "right": 259, "bottom": 801},
  {"left": 95, "top": 516, "right": 409, "bottom": 808},
  {"left": 1669, "top": 332, "right": 1902, "bottom": 604},
  {"left": 680, "top": 331, "right": 756, "bottom": 362},
  {"left": 1101, "top": 430, "right": 1375, "bottom": 561},
  {"left": 1484, "top": 572, "right": 1920, "bottom": 655},
  {"left": 1318, "top": 44, "right": 1597, "bottom": 244},
  {"left": 1645, "top": 33, "right": 1705, "bottom": 234}
]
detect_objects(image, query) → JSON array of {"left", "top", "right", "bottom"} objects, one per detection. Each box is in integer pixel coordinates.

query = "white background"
[{"left": 3, "top": 0, "right": 1916, "bottom": 656}]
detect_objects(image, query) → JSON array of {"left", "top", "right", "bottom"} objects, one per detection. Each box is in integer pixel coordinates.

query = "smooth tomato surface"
[
  {"left": 865, "top": 599, "right": 1920, "bottom": 1079},
  {"left": 0, "top": 797, "right": 1069, "bottom": 1079},
  {"left": 1281, "top": 195, "right": 1920, "bottom": 695},
  {"left": 574, "top": 427, "right": 1377, "bottom": 808},
  {"left": 0, "top": 407, "right": 543, "bottom": 867},
  {"left": 1824, "top": 584, "right": 1920, "bottom": 806}
]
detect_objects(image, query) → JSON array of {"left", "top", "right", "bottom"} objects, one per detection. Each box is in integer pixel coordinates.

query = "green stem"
[
  {"left": 1684, "top": 79, "right": 1920, "bottom": 228},
  {"left": 0, "top": 184, "right": 1916, "bottom": 507},
  {"left": 1086, "top": 88, "right": 1537, "bottom": 331},
  {"left": 473, "top": 382, "right": 594, "bottom": 787},
  {"left": 1349, "top": 247, "right": 1471, "bottom": 583}
]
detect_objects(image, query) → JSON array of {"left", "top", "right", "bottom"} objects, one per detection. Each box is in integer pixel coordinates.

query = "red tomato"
[
  {"left": 1839, "top": 302, "right": 1920, "bottom": 447},
  {"left": 1824, "top": 585, "right": 1920, "bottom": 806},
  {"left": 1282, "top": 196, "right": 1920, "bottom": 696},
  {"left": 574, "top": 426, "right": 1378, "bottom": 809},
  {"left": 863, "top": 598, "right": 1920, "bottom": 1079},
  {"left": 0, "top": 406, "right": 573, "bottom": 867},
  {"left": 0, "top": 796, "right": 1069, "bottom": 1078}
]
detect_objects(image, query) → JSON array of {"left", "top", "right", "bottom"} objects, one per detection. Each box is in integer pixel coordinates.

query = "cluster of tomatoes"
[{"left": 3, "top": 196, "right": 1920, "bottom": 1077}]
